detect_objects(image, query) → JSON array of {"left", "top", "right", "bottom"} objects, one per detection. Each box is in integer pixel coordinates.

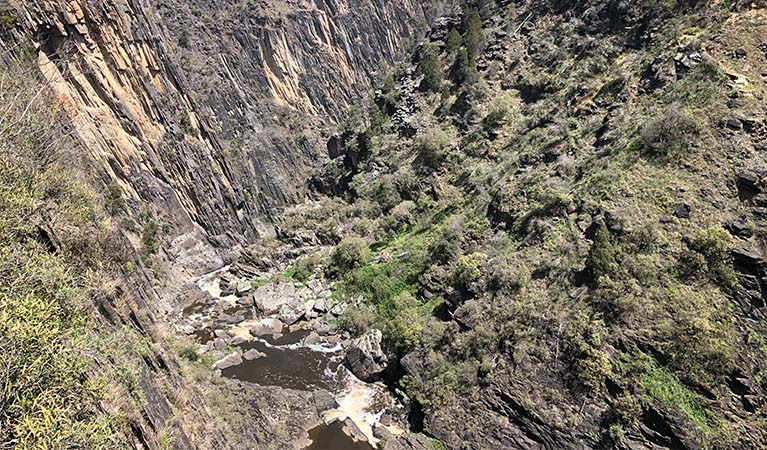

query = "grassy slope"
[
  {"left": 277, "top": 0, "right": 767, "bottom": 447},
  {"left": 0, "top": 53, "right": 207, "bottom": 450}
]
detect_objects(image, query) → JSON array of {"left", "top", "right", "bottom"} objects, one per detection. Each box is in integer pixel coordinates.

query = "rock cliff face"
[
  {"left": 6, "top": 0, "right": 442, "bottom": 248},
  {"left": 0, "top": 2, "right": 447, "bottom": 448}
]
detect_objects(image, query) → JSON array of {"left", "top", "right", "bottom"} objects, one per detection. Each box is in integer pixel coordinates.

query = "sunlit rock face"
[{"left": 7, "top": 0, "right": 441, "bottom": 246}]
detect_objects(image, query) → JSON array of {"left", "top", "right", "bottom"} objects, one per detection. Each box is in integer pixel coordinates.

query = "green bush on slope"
[
  {"left": 279, "top": 1, "right": 764, "bottom": 443},
  {"left": 0, "top": 58, "right": 124, "bottom": 449}
]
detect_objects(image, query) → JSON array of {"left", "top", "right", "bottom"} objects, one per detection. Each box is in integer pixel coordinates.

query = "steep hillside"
[
  {"left": 4, "top": 0, "right": 767, "bottom": 449},
  {"left": 260, "top": 0, "right": 767, "bottom": 448},
  {"left": 0, "top": 54, "right": 221, "bottom": 450},
  {"left": 2, "top": 0, "right": 441, "bottom": 253},
  {"left": 0, "top": 1, "right": 447, "bottom": 449}
]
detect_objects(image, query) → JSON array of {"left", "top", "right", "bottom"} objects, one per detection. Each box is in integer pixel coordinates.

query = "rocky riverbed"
[{"left": 173, "top": 261, "right": 412, "bottom": 449}]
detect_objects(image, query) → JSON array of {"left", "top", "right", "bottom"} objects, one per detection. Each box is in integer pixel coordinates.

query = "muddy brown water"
[
  {"left": 221, "top": 333, "right": 343, "bottom": 391},
  {"left": 304, "top": 421, "right": 375, "bottom": 450},
  {"left": 193, "top": 328, "right": 214, "bottom": 344},
  {"left": 189, "top": 270, "right": 384, "bottom": 449}
]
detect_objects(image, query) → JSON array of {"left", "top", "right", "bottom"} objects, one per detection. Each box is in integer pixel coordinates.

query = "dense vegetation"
[
  {"left": 278, "top": 0, "right": 767, "bottom": 447},
  {"left": 0, "top": 53, "right": 171, "bottom": 449}
]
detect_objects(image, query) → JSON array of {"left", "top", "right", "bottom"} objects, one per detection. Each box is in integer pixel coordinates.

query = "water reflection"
[
  {"left": 221, "top": 333, "right": 343, "bottom": 391},
  {"left": 305, "top": 421, "right": 375, "bottom": 450}
]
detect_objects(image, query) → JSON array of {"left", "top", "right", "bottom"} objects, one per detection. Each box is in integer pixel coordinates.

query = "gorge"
[{"left": 2, "top": 0, "right": 767, "bottom": 449}]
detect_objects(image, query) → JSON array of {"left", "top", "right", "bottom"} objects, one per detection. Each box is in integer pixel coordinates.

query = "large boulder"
[
  {"left": 244, "top": 318, "right": 284, "bottom": 337},
  {"left": 737, "top": 172, "right": 762, "bottom": 201},
  {"left": 279, "top": 302, "right": 305, "bottom": 325},
  {"left": 346, "top": 329, "right": 388, "bottom": 381},
  {"left": 243, "top": 349, "right": 266, "bottom": 361},
  {"left": 253, "top": 282, "right": 297, "bottom": 314},
  {"left": 212, "top": 352, "right": 242, "bottom": 371}
]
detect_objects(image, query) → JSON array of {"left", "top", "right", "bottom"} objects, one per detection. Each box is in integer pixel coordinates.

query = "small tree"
[
  {"left": 417, "top": 43, "right": 443, "bottom": 92},
  {"left": 330, "top": 237, "right": 368, "bottom": 274},
  {"left": 453, "top": 48, "right": 479, "bottom": 85},
  {"left": 463, "top": 8, "right": 484, "bottom": 60},
  {"left": 686, "top": 226, "right": 737, "bottom": 287},
  {"left": 414, "top": 126, "right": 451, "bottom": 169},
  {"left": 104, "top": 179, "right": 125, "bottom": 215},
  {"left": 445, "top": 28, "right": 462, "bottom": 54},
  {"left": 585, "top": 225, "right": 617, "bottom": 281},
  {"left": 639, "top": 105, "right": 701, "bottom": 159}
]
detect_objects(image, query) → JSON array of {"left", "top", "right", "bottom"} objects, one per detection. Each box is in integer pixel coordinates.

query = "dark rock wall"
[{"left": 6, "top": 0, "right": 442, "bottom": 247}]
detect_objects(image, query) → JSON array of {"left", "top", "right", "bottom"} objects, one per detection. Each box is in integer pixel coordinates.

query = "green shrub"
[
  {"left": 0, "top": 252, "right": 118, "bottom": 449},
  {"left": 401, "top": 353, "right": 479, "bottom": 409},
  {"left": 576, "top": 347, "right": 613, "bottom": 392},
  {"left": 417, "top": 43, "right": 443, "bottom": 92},
  {"left": 178, "top": 344, "right": 200, "bottom": 362},
  {"left": 340, "top": 304, "right": 379, "bottom": 334},
  {"left": 330, "top": 236, "right": 369, "bottom": 274},
  {"left": 286, "top": 253, "right": 323, "bottom": 283},
  {"left": 655, "top": 285, "right": 735, "bottom": 386},
  {"left": 385, "top": 200, "right": 417, "bottom": 232},
  {"left": 429, "top": 215, "right": 464, "bottom": 264},
  {"left": 685, "top": 226, "right": 736, "bottom": 287},
  {"left": 452, "top": 252, "right": 488, "bottom": 292},
  {"left": 611, "top": 393, "right": 642, "bottom": 427},
  {"left": 371, "top": 175, "right": 401, "bottom": 212},
  {"left": 385, "top": 292, "right": 426, "bottom": 351},
  {"left": 481, "top": 92, "right": 516, "bottom": 135},
  {"left": 638, "top": 105, "right": 701, "bottom": 159},
  {"left": 585, "top": 225, "right": 618, "bottom": 281},
  {"left": 487, "top": 256, "right": 529, "bottom": 293},
  {"left": 343, "top": 257, "right": 419, "bottom": 315},
  {"left": 429, "top": 438, "right": 448, "bottom": 450},
  {"left": 414, "top": 126, "right": 451, "bottom": 169},
  {"left": 639, "top": 356, "right": 711, "bottom": 430}
]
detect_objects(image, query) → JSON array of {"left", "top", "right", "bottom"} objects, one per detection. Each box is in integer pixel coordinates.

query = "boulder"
[
  {"left": 307, "top": 279, "right": 323, "bottom": 294},
  {"left": 213, "top": 352, "right": 242, "bottom": 370},
  {"left": 330, "top": 302, "right": 347, "bottom": 316},
  {"left": 253, "top": 282, "right": 297, "bottom": 314},
  {"left": 346, "top": 329, "right": 388, "bottom": 382},
  {"left": 243, "top": 349, "right": 266, "bottom": 361},
  {"left": 377, "top": 429, "right": 432, "bottom": 450},
  {"left": 279, "top": 302, "right": 304, "bottom": 325},
  {"left": 313, "top": 389, "right": 338, "bottom": 411},
  {"left": 732, "top": 246, "right": 766, "bottom": 275},
  {"left": 340, "top": 418, "right": 369, "bottom": 445},
  {"left": 726, "top": 219, "right": 754, "bottom": 238},
  {"left": 235, "top": 294, "right": 254, "bottom": 307},
  {"left": 177, "top": 324, "right": 195, "bottom": 335},
  {"left": 674, "top": 51, "right": 702, "bottom": 72},
  {"left": 674, "top": 203, "right": 692, "bottom": 219},
  {"left": 229, "top": 335, "right": 246, "bottom": 346},
  {"left": 314, "top": 298, "right": 328, "bottom": 312},
  {"left": 209, "top": 337, "right": 227, "bottom": 350},
  {"left": 235, "top": 279, "right": 252, "bottom": 296},
  {"left": 219, "top": 275, "right": 236, "bottom": 297},
  {"left": 737, "top": 172, "right": 761, "bottom": 200},
  {"left": 304, "top": 332, "right": 321, "bottom": 345},
  {"left": 214, "top": 329, "right": 229, "bottom": 339},
  {"left": 246, "top": 318, "right": 284, "bottom": 337},
  {"left": 453, "top": 300, "right": 480, "bottom": 329},
  {"left": 304, "top": 299, "right": 316, "bottom": 314}
]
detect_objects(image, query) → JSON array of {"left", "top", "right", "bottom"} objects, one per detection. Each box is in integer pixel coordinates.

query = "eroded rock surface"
[
  {"left": 5, "top": 0, "right": 442, "bottom": 250},
  {"left": 347, "top": 329, "right": 389, "bottom": 382}
]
